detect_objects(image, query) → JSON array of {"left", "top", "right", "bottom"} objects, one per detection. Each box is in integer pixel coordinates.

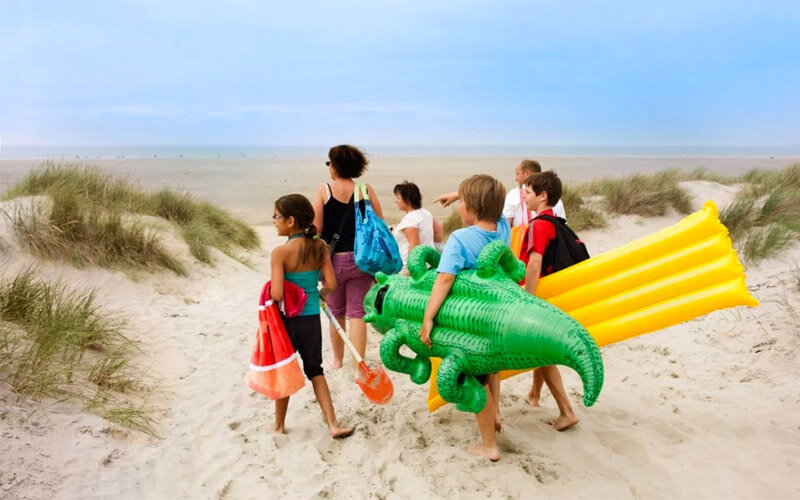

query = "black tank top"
[{"left": 321, "top": 184, "right": 355, "bottom": 253}]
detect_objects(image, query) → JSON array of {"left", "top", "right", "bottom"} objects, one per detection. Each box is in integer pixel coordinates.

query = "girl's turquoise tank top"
[{"left": 284, "top": 270, "right": 320, "bottom": 316}]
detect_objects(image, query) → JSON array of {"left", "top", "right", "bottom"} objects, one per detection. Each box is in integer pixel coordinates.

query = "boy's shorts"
[
  {"left": 282, "top": 314, "right": 324, "bottom": 380},
  {"left": 326, "top": 252, "right": 374, "bottom": 319}
]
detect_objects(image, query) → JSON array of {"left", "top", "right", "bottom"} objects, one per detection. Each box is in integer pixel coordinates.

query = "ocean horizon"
[{"left": 3, "top": 144, "right": 800, "bottom": 160}]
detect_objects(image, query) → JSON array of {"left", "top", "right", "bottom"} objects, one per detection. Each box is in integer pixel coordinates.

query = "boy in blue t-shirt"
[{"left": 422, "top": 174, "right": 509, "bottom": 462}]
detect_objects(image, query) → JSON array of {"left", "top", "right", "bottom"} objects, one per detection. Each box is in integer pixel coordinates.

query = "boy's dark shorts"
[{"left": 282, "top": 314, "right": 324, "bottom": 380}]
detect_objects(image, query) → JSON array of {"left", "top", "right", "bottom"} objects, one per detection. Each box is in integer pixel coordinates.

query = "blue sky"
[{"left": 1, "top": 0, "right": 799, "bottom": 146}]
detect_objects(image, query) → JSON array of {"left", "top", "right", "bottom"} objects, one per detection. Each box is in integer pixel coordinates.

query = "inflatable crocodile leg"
[
  {"left": 437, "top": 351, "right": 488, "bottom": 413},
  {"left": 379, "top": 319, "right": 432, "bottom": 385}
]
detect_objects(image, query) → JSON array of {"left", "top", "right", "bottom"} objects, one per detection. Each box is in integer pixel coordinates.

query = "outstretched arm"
[
  {"left": 419, "top": 272, "right": 456, "bottom": 347},
  {"left": 433, "top": 191, "right": 459, "bottom": 207}
]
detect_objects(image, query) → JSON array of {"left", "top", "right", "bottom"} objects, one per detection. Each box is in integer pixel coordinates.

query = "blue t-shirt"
[{"left": 437, "top": 218, "right": 511, "bottom": 275}]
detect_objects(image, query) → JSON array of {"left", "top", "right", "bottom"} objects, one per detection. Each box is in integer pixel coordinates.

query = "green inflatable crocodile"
[{"left": 363, "top": 241, "right": 604, "bottom": 414}]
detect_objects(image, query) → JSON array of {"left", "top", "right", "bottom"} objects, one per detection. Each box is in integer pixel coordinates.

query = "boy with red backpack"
[{"left": 520, "top": 170, "right": 588, "bottom": 431}]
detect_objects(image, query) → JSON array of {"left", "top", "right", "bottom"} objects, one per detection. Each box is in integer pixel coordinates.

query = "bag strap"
[
  {"left": 518, "top": 187, "right": 529, "bottom": 222},
  {"left": 353, "top": 183, "right": 369, "bottom": 222}
]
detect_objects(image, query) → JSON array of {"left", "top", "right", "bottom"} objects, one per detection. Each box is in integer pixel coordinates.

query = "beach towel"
[{"left": 245, "top": 281, "right": 306, "bottom": 399}]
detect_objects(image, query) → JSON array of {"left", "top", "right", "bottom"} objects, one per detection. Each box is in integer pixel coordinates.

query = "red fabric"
[
  {"left": 263, "top": 280, "right": 308, "bottom": 318},
  {"left": 519, "top": 208, "right": 557, "bottom": 277},
  {"left": 245, "top": 282, "right": 305, "bottom": 399}
]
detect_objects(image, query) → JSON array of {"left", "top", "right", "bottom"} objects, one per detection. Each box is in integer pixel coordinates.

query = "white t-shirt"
[
  {"left": 502, "top": 186, "right": 566, "bottom": 227},
  {"left": 393, "top": 208, "right": 435, "bottom": 264}
]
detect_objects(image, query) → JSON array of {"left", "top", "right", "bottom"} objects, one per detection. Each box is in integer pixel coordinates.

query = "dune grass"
[
  {"left": 442, "top": 209, "right": 464, "bottom": 236},
  {"left": 719, "top": 164, "right": 800, "bottom": 262},
  {"left": 560, "top": 186, "right": 606, "bottom": 232},
  {"left": 575, "top": 170, "right": 694, "bottom": 218},
  {"left": 2, "top": 163, "right": 260, "bottom": 272},
  {"left": 0, "top": 267, "right": 157, "bottom": 435}
]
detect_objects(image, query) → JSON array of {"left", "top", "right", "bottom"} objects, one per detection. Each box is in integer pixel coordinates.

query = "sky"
[{"left": 1, "top": 0, "right": 799, "bottom": 147}]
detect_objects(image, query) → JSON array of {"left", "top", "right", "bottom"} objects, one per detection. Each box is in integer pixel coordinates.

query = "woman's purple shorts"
[{"left": 326, "top": 252, "right": 374, "bottom": 319}]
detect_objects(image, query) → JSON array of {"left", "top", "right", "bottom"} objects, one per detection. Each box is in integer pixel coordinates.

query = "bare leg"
[
  {"left": 274, "top": 397, "right": 289, "bottom": 434},
  {"left": 488, "top": 373, "right": 502, "bottom": 431},
  {"left": 539, "top": 366, "right": 579, "bottom": 431},
  {"left": 466, "top": 384, "right": 501, "bottom": 461},
  {"left": 349, "top": 318, "right": 367, "bottom": 366},
  {"left": 310, "top": 375, "right": 353, "bottom": 438},
  {"left": 329, "top": 316, "right": 346, "bottom": 368},
  {"left": 526, "top": 368, "right": 545, "bottom": 407}
]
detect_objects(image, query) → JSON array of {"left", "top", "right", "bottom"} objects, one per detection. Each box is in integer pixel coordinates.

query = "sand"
[{"left": 1, "top": 177, "right": 800, "bottom": 499}]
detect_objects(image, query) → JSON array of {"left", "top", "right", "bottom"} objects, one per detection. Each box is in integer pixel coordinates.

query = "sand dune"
[{"left": 1, "top": 181, "right": 799, "bottom": 499}]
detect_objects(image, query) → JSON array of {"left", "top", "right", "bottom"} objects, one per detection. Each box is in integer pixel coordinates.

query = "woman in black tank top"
[{"left": 311, "top": 145, "right": 386, "bottom": 369}]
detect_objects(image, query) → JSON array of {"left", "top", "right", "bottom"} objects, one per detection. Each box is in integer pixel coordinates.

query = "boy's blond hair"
[{"left": 458, "top": 174, "right": 506, "bottom": 222}]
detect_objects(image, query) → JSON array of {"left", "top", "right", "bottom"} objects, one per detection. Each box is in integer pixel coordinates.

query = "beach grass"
[
  {"left": 678, "top": 167, "right": 741, "bottom": 185},
  {"left": 0, "top": 267, "right": 156, "bottom": 435},
  {"left": 9, "top": 193, "right": 187, "bottom": 275},
  {"left": 442, "top": 209, "right": 464, "bottom": 236},
  {"left": 719, "top": 164, "right": 800, "bottom": 262},
  {"left": 576, "top": 170, "right": 694, "bottom": 217},
  {"left": 2, "top": 162, "right": 260, "bottom": 271},
  {"left": 560, "top": 186, "right": 606, "bottom": 231}
]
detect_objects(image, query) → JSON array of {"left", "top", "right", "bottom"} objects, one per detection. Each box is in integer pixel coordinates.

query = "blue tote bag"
[{"left": 353, "top": 183, "right": 402, "bottom": 275}]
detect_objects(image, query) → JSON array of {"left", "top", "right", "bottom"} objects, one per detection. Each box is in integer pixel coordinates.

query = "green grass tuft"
[
  {"left": 718, "top": 163, "right": 800, "bottom": 263},
  {"left": 577, "top": 170, "right": 693, "bottom": 217},
  {"left": 100, "top": 405, "right": 160, "bottom": 438},
  {"left": 2, "top": 163, "right": 260, "bottom": 272},
  {"left": 0, "top": 267, "right": 156, "bottom": 435},
  {"left": 742, "top": 224, "right": 797, "bottom": 262},
  {"left": 560, "top": 186, "right": 606, "bottom": 232}
]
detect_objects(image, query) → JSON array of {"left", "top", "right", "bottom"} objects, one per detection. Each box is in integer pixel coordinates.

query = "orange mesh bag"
[{"left": 245, "top": 282, "right": 306, "bottom": 399}]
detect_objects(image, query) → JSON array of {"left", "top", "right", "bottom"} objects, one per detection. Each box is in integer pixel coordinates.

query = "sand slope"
[{"left": 2, "top": 182, "right": 800, "bottom": 499}]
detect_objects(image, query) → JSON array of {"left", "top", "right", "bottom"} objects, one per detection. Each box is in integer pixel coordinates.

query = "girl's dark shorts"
[{"left": 282, "top": 314, "right": 324, "bottom": 380}]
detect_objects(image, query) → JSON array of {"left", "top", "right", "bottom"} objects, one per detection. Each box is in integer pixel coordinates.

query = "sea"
[{"left": 2, "top": 145, "right": 798, "bottom": 225}]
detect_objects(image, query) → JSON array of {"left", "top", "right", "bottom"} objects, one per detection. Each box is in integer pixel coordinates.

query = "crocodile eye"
[{"left": 375, "top": 285, "right": 390, "bottom": 315}]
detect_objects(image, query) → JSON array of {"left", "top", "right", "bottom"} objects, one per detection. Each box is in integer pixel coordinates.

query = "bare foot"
[
  {"left": 331, "top": 358, "right": 343, "bottom": 369},
  {"left": 330, "top": 425, "right": 354, "bottom": 439},
  {"left": 526, "top": 392, "right": 540, "bottom": 407},
  {"left": 554, "top": 413, "right": 579, "bottom": 431},
  {"left": 467, "top": 443, "right": 500, "bottom": 462},
  {"left": 273, "top": 424, "right": 286, "bottom": 434}
]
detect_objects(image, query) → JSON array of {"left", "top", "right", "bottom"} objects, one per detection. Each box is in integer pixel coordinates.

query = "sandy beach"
[{"left": 1, "top": 161, "right": 800, "bottom": 499}]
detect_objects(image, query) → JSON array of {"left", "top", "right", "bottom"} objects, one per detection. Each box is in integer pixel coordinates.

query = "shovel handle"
[{"left": 320, "top": 302, "right": 365, "bottom": 364}]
